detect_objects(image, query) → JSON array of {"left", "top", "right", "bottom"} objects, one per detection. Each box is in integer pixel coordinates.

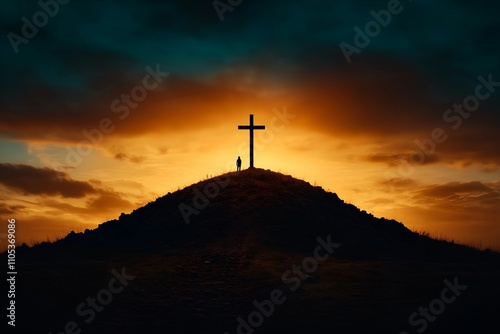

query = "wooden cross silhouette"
[{"left": 238, "top": 114, "right": 265, "bottom": 168}]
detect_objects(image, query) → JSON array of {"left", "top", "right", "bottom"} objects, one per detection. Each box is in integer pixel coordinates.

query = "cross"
[{"left": 238, "top": 114, "right": 265, "bottom": 168}]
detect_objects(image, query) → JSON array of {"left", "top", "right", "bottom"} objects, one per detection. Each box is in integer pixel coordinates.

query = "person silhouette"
[{"left": 236, "top": 156, "right": 242, "bottom": 171}]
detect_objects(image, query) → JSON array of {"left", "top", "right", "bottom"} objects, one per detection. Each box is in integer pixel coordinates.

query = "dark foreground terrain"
[{"left": 5, "top": 169, "right": 500, "bottom": 333}]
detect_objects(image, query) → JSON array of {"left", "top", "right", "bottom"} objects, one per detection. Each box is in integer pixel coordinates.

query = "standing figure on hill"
[{"left": 236, "top": 156, "right": 242, "bottom": 171}]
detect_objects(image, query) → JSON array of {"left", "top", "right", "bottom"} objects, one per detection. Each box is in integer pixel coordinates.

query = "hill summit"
[{"left": 44, "top": 168, "right": 486, "bottom": 261}]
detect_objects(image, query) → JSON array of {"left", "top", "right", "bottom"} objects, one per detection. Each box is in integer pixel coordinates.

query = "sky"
[{"left": 0, "top": 0, "right": 499, "bottom": 249}]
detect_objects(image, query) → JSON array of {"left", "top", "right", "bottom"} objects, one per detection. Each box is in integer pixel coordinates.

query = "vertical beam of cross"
[{"left": 238, "top": 114, "right": 266, "bottom": 168}]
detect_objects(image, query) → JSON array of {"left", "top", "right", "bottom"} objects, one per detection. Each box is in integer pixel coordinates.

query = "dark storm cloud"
[
  {"left": 38, "top": 189, "right": 134, "bottom": 215},
  {"left": 408, "top": 181, "right": 500, "bottom": 240},
  {"left": 1, "top": 0, "right": 499, "bottom": 166},
  {"left": 0, "top": 163, "right": 96, "bottom": 198},
  {"left": 360, "top": 114, "right": 500, "bottom": 168},
  {"left": 0, "top": 163, "right": 135, "bottom": 213},
  {"left": 2, "top": 0, "right": 499, "bottom": 103},
  {"left": 416, "top": 181, "right": 497, "bottom": 200}
]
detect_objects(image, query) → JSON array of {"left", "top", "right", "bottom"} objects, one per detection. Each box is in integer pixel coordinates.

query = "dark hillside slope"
[{"left": 34, "top": 169, "right": 492, "bottom": 262}]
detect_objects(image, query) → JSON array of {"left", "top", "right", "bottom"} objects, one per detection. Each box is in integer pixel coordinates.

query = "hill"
[{"left": 5, "top": 169, "right": 500, "bottom": 333}]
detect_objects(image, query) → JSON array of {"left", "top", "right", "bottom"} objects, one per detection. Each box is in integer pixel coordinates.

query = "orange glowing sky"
[{"left": 1, "top": 1, "right": 499, "bottom": 250}]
